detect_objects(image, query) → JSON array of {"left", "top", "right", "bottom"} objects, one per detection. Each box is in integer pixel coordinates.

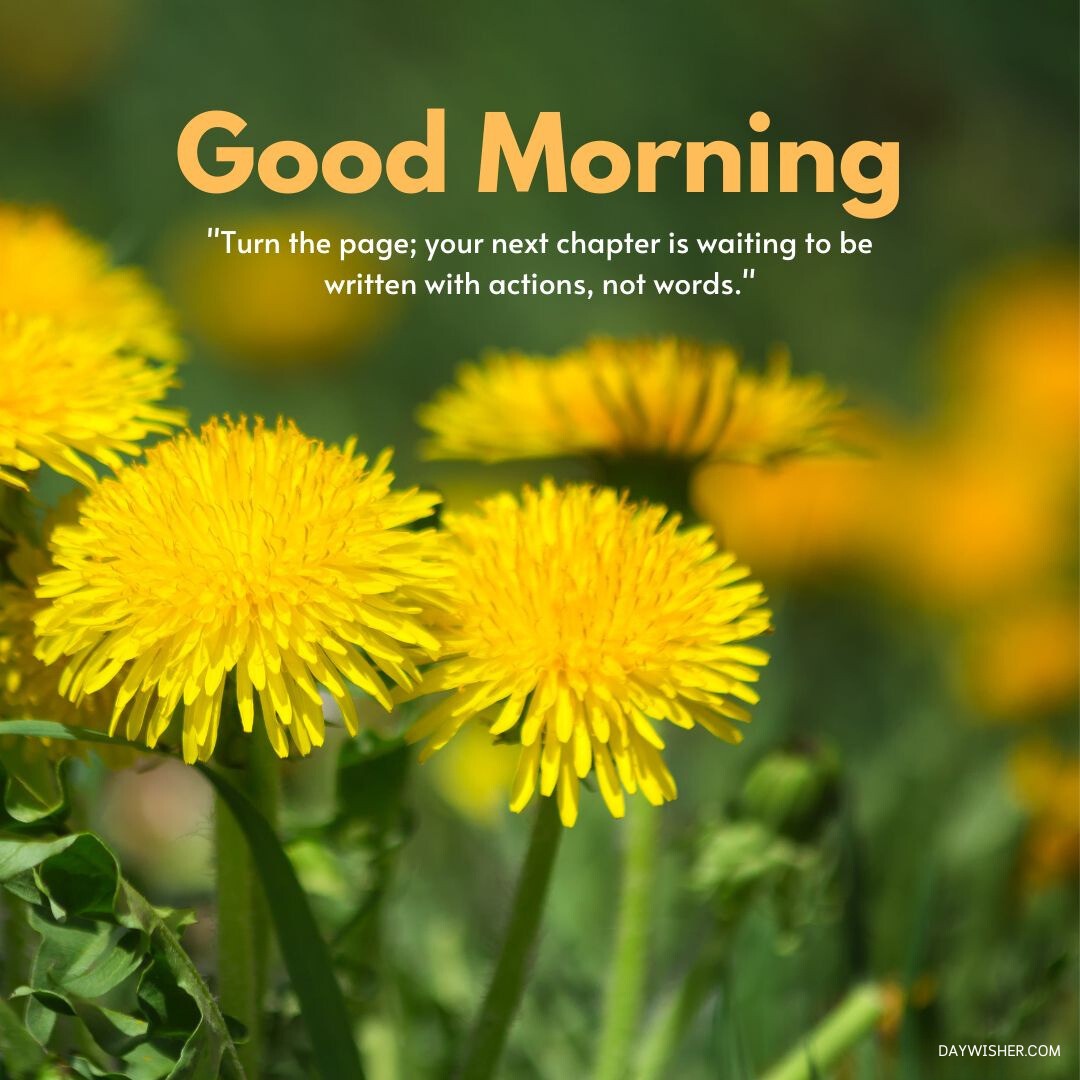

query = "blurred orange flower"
[
  {"left": 938, "top": 259, "right": 1079, "bottom": 460},
  {"left": 691, "top": 415, "right": 887, "bottom": 583},
  {"left": 867, "top": 442, "right": 1065, "bottom": 613},
  {"left": 701, "top": 259, "right": 1077, "bottom": 623},
  {"left": 1009, "top": 741, "right": 1080, "bottom": 891},
  {"left": 692, "top": 456, "right": 873, "bottom": 581},
  {"left": 956, "top": 600, "right": 1079, "bottom": 720}
]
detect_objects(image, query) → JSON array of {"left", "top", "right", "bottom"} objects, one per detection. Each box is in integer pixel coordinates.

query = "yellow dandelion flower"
[
  {"left": 0, "top": 313, "right": 183, "bottom": 490},
  {"left": 2, "top": 548, "right": 76, "bottom": 730},
  {"left": 33, "top": 419, "right": 448, "bottom": 764},
  {"left": 0, "top": 205, "right": 182, "bottom": 361},
  {"left": 418, "top": 337, "right": 847, "bottom": 465},
  {"left": 711, "top": 351, "right": 848, "bottom": 464},
  {"left": 404, "top": 482, "right": 771, "bottom": 827}
]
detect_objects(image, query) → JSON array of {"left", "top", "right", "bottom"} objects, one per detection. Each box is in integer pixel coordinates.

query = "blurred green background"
[{"left": 0, "top": 1, "right": 1076, "bottom": 1077}]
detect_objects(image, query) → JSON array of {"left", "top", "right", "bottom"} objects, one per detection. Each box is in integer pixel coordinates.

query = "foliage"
[{"left": 0, "top": 831, "right": 242, "bottom": 1080}]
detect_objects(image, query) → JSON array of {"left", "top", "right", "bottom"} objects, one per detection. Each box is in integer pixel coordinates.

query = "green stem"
[
  {"left": 593, "top": 801, "right": 660, "bottom": 1080},
  {"left": 759, "top": 983, "right": 887, "bottom": 1080},
  {"left": 123, "top": 882, "right": 247, "bottom": 1079},
  {"left": 458, "top": 796, "right": 563, "bottom": 1080},
  {"left": 635, "top": 949, "right": 723, "bottom": 1080},
  {"left": 215, "top": 731, "right": 281, "bottom": 1080}
]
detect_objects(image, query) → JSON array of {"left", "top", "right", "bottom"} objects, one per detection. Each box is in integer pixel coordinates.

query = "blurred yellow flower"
[
  {"left": 429, "top": 721, "right": 519, "bottom": 826},
  {"left": 0, "top": 206, "right": 182, "bottom": 361},
  {"left": 404, "top": 482, "right": 771, "bottom": 827},
  {"left": 1009, "top": 741, "right": 1080, "bottom": 890},
  {"left": 956, "top": 600, "right": 1079, "bottom": 720},
  {"left": 0, "top": 314, "right": 183, "bottom": 490},
  {"left": 167, "top": 211, "right": 394, "bottom": 366},
  {"left": 712, "top": 351, "right": 849, "bottom": 464},
  {"left": 419, "top": 338, "right": 848, "bottom": 466},
  {"left": 34, "top": 418, "right": 449, "bottom": 764}
]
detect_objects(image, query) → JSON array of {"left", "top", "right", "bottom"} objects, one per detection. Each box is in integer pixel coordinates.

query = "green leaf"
[
  {"left": 68, "top": 1057, "right": 132, "bottom": 1080},
  {"left": 0, "top": 719, "right": 120, "bottom": 749},
  {"left": 0, "top": 996, "right": 47, "bottom": 1078},
  {"left": 137, "top": 955, "right": 202, "bottom": 1038},
  {"left": 200, "top": 764, "right": 366, "bottom": 1080},
  {"left": 0, "top": 833, "right": 100, "bottom": 883},
  {"left": 0, "top": 747, "right": 67, "bottom": 825},
  {"left": 20, "top": 986, "right": 67, "bottom": 1046},
  {"left": 24, "top": 908, "right": 144, "bottom": 1000},
  {"left": 36, "top": 833, "right": 121, "bottom": 918},
  {"left": 44, "top": 994, "right": 149, "bottom": 1059},
  {"left": 121, "top": 883, "right": 246, "bottom": 1080},
  {"left": 0, "top": 829, "right": 244, "bottom": 1079},
  {"left": 121, "top": 1039, "right": 187, "bottom": 1080}
]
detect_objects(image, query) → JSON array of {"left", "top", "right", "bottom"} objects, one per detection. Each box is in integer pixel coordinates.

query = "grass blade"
[{"left": 199, "top": 764, "right": 365, "bottom": 1080}]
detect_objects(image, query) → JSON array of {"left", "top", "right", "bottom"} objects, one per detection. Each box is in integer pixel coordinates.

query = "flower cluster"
[{"left": 4, "top": 206, "right": 857, "bottom": 827}]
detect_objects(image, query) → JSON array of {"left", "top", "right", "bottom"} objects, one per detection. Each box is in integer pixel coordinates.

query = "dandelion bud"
[{"left": 740, "top": 744, "right": 840, "bottom": 841}]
